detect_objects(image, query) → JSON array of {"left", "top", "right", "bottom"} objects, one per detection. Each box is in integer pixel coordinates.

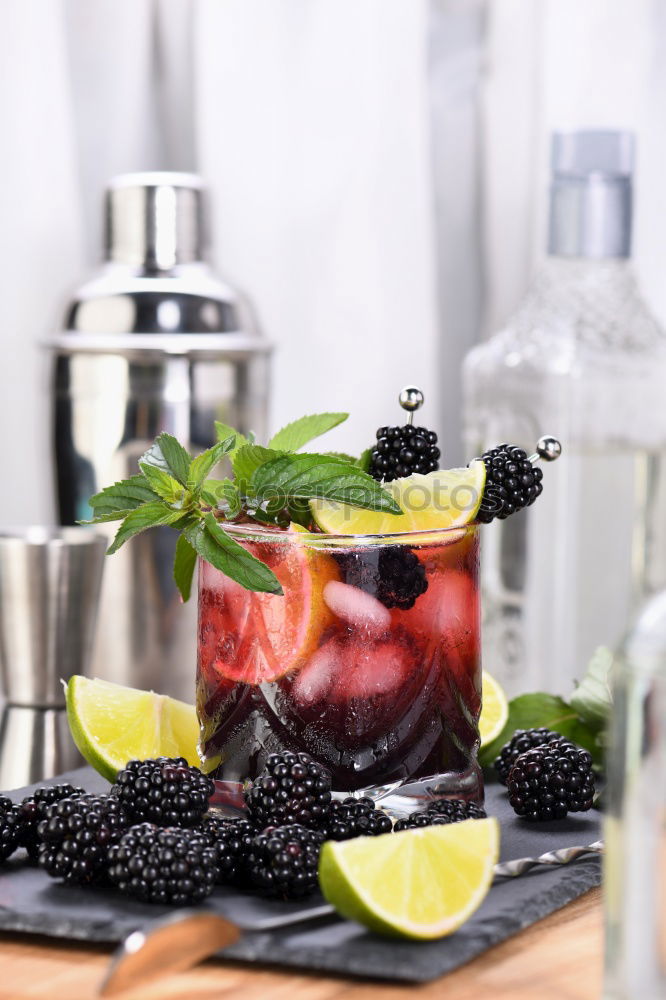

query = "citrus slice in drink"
[
  {"left": 65, "top": 675, "right": 200, "bottom": 782},
  {"left": 479, "top": 671, "right": 509, "bottom": 748},
  {"left": 198, "top": 536, "right": 340, "bottom": 685},
  {"left": 310, "top": 463, "right": 486, "bottom": 535},
  {"left": 319, "top": 817, "right": 499, "bottom": 939}
]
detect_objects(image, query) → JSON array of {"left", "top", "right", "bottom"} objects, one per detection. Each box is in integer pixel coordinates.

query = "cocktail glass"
[{"left": 197, "top": 522, "right": 482, "bottom": 804}]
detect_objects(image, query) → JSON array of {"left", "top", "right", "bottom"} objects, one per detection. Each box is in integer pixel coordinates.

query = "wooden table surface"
[{"left": 0, "top": 888, "right": 602, "bottom": 1000}]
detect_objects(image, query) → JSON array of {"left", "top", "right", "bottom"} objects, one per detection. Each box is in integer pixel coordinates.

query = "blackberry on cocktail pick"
[
  {"left": 320, "top": 797, "right": 393, "bottom": 841},
  {"left": 199, "top": 814, "right": 256, "bottom": 885},
  {"left": 111, "top": 757, "right": 214, "bottom": 828},
  {"left": 245, "top": 751, "right": 332, "bottom": 830},
  {"left": 369, "top": 386, "right": 441, "bottom": 483},
  {"left": 246, "top": 823, "right": 323, "bottom": 898},
  {"left": 108, "top": 824, "right": 218, "bottom": 905},
  {"left": 473, "top": 435, "right": 562, "bottom": 523},
  {"left": 393, "top": 799, "right": 486, "bottom": 831},
  {"left": 494, "top": 728, "right": 563, "bottom": 785},
  {"left": 0, "top": 796, "right": 21, "bottom": 862},
  {"left": 17, "top": 783, "right": 86, "bottom": 860},
  {"left": 506, "top": 739, "right": 595, "bottom": 822},
  {"left": 37, "top": 793, "right": 129, "bottom": 885}
]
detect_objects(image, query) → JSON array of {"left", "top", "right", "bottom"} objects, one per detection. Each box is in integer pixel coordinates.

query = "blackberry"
[
  {"left": 245, "top": 752, "right": 332, "bottom": 830},
  {"left": 369, "top": 425, "right": 440, "bottom": 482},
  {"left": 426, "top": 799, "right": 487, "bottom": 822},
  {"left": 246, "top": 824, "right": 323, "bottom": 898},
  {"left": 507, "top": 740, "right": 595, "bottom": 821},
  {"left": 473, "top": 443, "right": 543, "bottom": 523},
  {"left": 394, "top": 798, "right": 486, "bottom": 831},
  {"left": 37, "top": 793, "right": 129, "bottom": 885},
  {"left": 337, "top": 546, "right": 428, "bottom": 611},
  {"left": 376, "top": 547, "right": 428, "bottom": 610},
  {"left": 111, "top": 757, "right": 214, "bottom": 827},
  {"left": 0, "top": 796, "right": 21, "bottom": 862},
  {"left": 17, "top": 783, "right": 86, "bottom": 860},
  {"left": 108, "top": 823, "right": 218, "bottom": 905},
  {"left": 199, "top": 814, "right": 256, "bottom": 885},
  {"left": 494, "top": 728, "right": 562, "bottom": 785},
  {"left": 320, "top": 797, "right": 392, "bottom": 841}
]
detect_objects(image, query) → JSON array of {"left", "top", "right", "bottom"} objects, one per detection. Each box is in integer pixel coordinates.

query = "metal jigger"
[{"left": 0, "top": 527, "right": 106, "bottom": 789}]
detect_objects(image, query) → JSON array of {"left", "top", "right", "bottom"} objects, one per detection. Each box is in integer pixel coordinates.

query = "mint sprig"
[{"left": 84, "top": 413, "right": 401, "bottom": 601}]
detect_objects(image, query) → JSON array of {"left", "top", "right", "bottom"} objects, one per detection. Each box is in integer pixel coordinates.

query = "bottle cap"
[
  {"left": 105, "top": 172, "right": 207, "bottom": 270},
  {"left": 548, "top": 130, "right": 634, "bottom": 259}
]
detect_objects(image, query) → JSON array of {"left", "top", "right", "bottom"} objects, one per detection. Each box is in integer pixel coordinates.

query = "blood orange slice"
[{"left": 198, "top": 536, "right": 340, "bottom": 685}]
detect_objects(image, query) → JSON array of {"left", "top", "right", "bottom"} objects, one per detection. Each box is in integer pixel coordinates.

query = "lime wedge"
[
  {"left": 479, "top": 671, "right": 509, "bottom": 748},
  {"left": 319, "top": 818, "right": 499, "bottom": 939},
  {"left": 65, "top": 676, "right": 200, "bottom": 782},
  {"left": 310, "top": 463, "right": 486, "bottom": 535}
]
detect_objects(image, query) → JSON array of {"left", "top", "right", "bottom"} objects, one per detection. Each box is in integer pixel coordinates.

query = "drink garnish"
[{"left": 84, "top": 412, "right": 401, "bottom": 599}]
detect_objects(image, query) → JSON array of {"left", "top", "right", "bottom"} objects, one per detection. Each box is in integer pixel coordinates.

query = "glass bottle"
[
  {"left": 604, "top": 590, "right": 666, "bottom": 999},
  {"left": 463, "top": 131, "right": 666, "bottom": 696}
]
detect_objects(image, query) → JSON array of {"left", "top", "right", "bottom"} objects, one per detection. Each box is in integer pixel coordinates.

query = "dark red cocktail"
[{"left": 197, "top": 524, "right": 481, "bottom": 799}]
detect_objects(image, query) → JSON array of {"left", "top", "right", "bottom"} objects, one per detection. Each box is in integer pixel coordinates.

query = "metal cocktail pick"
[{"left": 99, "top": 840, "right": 603, "bottom": 996}]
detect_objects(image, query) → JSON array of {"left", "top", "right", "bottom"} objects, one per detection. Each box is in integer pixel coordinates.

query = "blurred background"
[{"left": 3, "top": 0, "right": 666, "bottom": 525}]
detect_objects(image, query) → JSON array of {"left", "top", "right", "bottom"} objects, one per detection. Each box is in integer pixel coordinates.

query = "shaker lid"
[
  {"left": 106, "top": 172, "right": 206, "bottom": 270},
  {"left": 50, "top": 172, "right": 271, "bottom": 356}
]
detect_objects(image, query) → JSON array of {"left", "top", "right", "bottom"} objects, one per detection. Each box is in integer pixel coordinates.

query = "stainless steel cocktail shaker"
[{"left": 48, "top": 173, "right": 270, "bottom": 701}]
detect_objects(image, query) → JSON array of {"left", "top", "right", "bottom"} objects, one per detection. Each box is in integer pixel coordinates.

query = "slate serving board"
[{"left": 0, "top": 767, "right": 602, "bottom": 984}]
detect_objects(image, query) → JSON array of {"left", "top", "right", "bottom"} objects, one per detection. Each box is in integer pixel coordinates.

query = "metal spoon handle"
[{"left": 493, "top": 839, "right": 604, "bottom": 879}]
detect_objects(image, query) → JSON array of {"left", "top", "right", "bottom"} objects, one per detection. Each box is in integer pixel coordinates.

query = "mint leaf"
[
  {"left": 184, "top": 515, "right": 282, "bottom": 594},
  {"left": 141, "top": 433, "right": 191, "bottom": 487},
  {"left": 201, "top": 479, "right": 242, "bottom": 517},
  {"left": 89, "top": 475, "right": 159, "bottom": 518},
  {"left": 215, "top": 421, "right": 247, "bottom": 453},
  {"left": 570, "top": 646, "right": 613, "bottom": 733},
  {"left": 173, "top": 534, "right": 197, "bottom": 601},
  {"left": 478, "top": 692, "right": 601, "bottom": 768},
  {"left": 251, "top": 453, "right": 401, "bottom": 513},
  {"left": 107, "top": 502, "right": 187, "bottom": 554},
  {"left": 268, "top": 413, "right": 348, "bottom": 452},
  {"left": 139, "top": 464, "right": 185, "bottom": 504},
  {"left": 232, "top": 444, "right": 281, "bottom": 494},
  {"left": 356, "top": 447, "right": 372, "bottom": 473},
  {"left": 188, "top": 436, "right": 236, "bottom": 492},
  {"left": 323, "top": 451, "right": 358, "bottom": 464}
]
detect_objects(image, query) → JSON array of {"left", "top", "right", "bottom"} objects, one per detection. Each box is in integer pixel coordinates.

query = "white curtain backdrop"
[{"left": 1, "top": 0, "right": 665, "bottom": 523}]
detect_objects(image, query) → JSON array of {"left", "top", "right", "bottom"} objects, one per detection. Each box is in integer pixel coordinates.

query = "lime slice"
[
  {"left": 65, "top": 676, "right": 200, "bottom": 782},
  {"left": 319, "top": 818, "right": 499, "bottom": 939},
  {"left": 479, "top": 671, "right": 509, "bottom": 748},
  {"left": 310, "top": 463, "right": 486, "bottom": 535}
]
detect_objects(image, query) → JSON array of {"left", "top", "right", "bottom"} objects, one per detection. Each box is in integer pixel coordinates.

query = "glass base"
[{"left": 209, "top": 763, "right": 483, "bottom": 821}]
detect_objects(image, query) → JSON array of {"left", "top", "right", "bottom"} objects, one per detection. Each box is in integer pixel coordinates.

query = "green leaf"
[
  {"left": 356, "top": 447, "right": 372, "bottom": 473},
  {"left": 138, "top": 463, "right": 184, "bottom": 504},
  {"left": 89, "top": 475, "right": 159, "bottom": 517},
  {"left": 570, "top": 646, "right": 613, "bottom": 733},
  {"left": 232, "top": 444, "right": 281, "bottom": 494},
  {"left": 107, "top": 502, "right": 186, "bottom": 554},
  {"left": 478, "top": 692, "right": 601, "bottom": 768},
  {"left": 184, "top": 514, "right": 282, "bottom": 594},
  {"left": 201, "top": 479, "right": 242, "bottom": 517},
  {"left": 141, "top": 433, "right": 191, "bottom": 487},
  {"left": 323, "top": 451, "right": 359, "bottom": 464},
  {"left": 187, "top": 436, "right": 236, "bottom": 492},
  {"left": 251, "top": 453, "right": 401, "bottom": 513},
  {"left": 173, "top": 534, "right": 198, "bottom": 602},
  {"left": 268, "top": 412, "right": 348, "bottom": 452},
  {"left": 215, "top": 421, "right": 246, "bottom": 449},
  {"left": 286, "top": 498, "right": 314, "bottom": 528}
]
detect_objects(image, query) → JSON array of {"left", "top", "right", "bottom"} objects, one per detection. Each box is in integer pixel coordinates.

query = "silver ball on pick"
[
  {"left": 398, "top": 386, "right": 424, "bottom": 424},
  {"left": 535, "top": 435, "right": 562, "bottom": 462}
]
